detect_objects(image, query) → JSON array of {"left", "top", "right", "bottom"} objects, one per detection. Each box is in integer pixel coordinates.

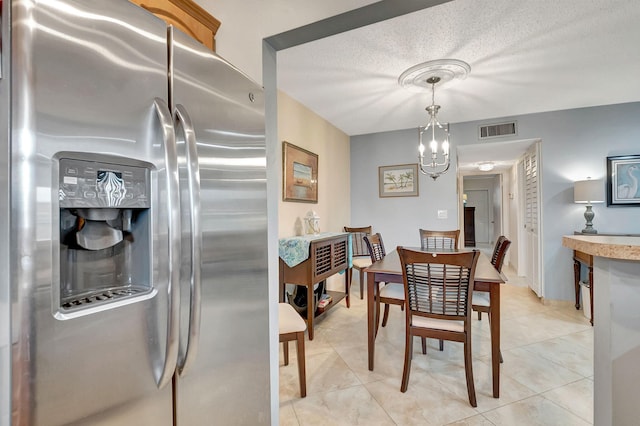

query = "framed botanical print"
[{"left": 379, "top": 163, "right": 419, "bottom": 197}]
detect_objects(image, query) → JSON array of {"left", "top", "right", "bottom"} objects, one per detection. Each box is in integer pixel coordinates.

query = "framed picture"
[
  {"left": 283, "top": 141, "right": 318, "bottom": 203},
  {"left": 379, "top": 163, "right": 419, "bottom": 197},
  {"left": 607, "top": 155, "right": 640, "bottom": 206}
]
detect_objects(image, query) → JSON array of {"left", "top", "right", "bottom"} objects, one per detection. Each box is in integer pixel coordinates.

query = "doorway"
[
  {"left": 457, "top": 139, "right": 542, "bottom": 296},
  {"left": 466, "top": 188, "right": 490, "bottom": 244}
]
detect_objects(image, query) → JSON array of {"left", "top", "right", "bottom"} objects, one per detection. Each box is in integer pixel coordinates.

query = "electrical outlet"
[{"left": 437, "top": 209, "right": 448, "bottom": 219}]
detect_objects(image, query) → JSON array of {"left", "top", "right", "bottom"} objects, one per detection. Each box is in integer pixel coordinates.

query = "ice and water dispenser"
[{"left": 58, "top": 157, "right": 152, "bottom": 313}]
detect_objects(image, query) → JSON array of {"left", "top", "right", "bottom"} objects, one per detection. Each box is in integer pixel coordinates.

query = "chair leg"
[
  {"left": 360, "top": 268, "right": 365, "bottom": 300},
  {"left": 401, "top": 329, "right": 413, "bottom": 392},
  {"left": 375, "top": 297, "right": 381, "bottom": 337},
  {"left": 295, "top": 331, "right": 306, "bottom": 398},
  {"left": 283, "top": 341, "right": 289, "bottom": 366},
  {"left": 463, "top": 335, "right": 477, "bottom": 407},
  {"left": 477, "top": 311, "right": 482, "bottom": 320},
  {"left": 439, "top": 339, "right": 444, "bottom": 351},
  {"left": 421, "top": 337, "right": 427, "bottom": 355},
  {"left": 381, "top": 303, "right": 390, "bottom": 327}
]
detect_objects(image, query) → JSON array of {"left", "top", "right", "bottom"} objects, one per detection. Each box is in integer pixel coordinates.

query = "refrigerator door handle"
[
  {"left": 175, "top": 104, "right": 202, "bottom": 376},
  {"left": 154, "top": 97, "right": 181, "bottom": 389}
]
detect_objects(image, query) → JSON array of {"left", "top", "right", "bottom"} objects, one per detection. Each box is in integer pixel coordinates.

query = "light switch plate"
[{"left": 437, "top": 209, "right": 448, "bottom": 219}]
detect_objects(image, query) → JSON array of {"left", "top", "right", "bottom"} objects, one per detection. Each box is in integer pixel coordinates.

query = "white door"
[
  {"left": 523, "top": 142, "right": 542, "bottom": 296},
  {"left": 467, "top": 189, "right": 490, "bottom": 244},
  {"left": 491, "top": 174, "right": 503, "bottom": 242}
]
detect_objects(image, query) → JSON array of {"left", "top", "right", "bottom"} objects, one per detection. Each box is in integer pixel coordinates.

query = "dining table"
[{"left": 365, "top": 247, "right": 506, "bottom": 398}]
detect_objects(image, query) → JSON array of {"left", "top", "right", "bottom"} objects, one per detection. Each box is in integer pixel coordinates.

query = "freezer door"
[
  {"left": 10, "top": 1, "right": 174, "bottom": 424},
  {"left": 171, "top": 28, "right": 270, "bottom": 424}
]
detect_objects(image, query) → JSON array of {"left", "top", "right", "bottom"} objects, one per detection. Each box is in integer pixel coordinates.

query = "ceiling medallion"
[{"left": 398, "top": 59, "right": 471, "bottom": 92}]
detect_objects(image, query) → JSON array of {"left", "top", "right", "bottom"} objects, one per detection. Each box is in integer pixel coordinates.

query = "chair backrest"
[
  {"left": 419, "top": 229, "right": 460, "bottom": 250},
  {"left": 398, "top": 246, "right": 479, "bottom": 321},
  {"left": 363, "top": 233, "right": 386, "bottom": 263},
  {"left": 490, "top": 236, "right": 512, "bottom": 273},
  {"left": 344, "top": 226, "right": 372, "bottom": 257}
]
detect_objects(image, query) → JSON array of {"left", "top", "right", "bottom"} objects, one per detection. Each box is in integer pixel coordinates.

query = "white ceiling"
[{"left": 276, "top": 0, "right": 640, "bottom": 168}]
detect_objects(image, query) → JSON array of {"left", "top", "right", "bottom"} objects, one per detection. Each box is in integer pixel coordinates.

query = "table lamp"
[{"left": 574, "top": 178, "right": 605, "bottom": 234}]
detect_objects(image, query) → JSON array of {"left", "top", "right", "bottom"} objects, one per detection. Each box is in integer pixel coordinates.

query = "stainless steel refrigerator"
[{"left": 0, "top": 1, "right": 270, "bottom": 424}]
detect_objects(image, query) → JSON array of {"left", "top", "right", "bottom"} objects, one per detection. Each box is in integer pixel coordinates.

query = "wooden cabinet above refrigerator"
[{"left": 130, "top": 0, "right": 220, "bottom": 50}]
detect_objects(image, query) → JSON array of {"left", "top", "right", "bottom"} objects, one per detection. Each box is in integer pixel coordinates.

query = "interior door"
[
  {"left": 491, "top": 174, "right": 503, "bottom": 242},
  {"left": 523, "top": 142, "right": 542, "bottom": 296}
]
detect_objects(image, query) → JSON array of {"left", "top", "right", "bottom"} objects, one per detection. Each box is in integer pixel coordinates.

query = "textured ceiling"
[{"left": 277, "top": 0, "right": 640, "bottom": 142}]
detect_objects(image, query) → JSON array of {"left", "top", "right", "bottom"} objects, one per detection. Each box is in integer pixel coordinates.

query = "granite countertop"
[{"left": 562, "top": 235, "right": 640, "bottom": 261}]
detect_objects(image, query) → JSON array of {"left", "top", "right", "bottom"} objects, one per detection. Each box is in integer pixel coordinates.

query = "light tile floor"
[{"left": 279, "top": 265, "right": 594, "bottom": 425}]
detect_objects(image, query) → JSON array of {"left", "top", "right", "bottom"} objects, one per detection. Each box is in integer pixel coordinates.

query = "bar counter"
[{"left": 562, "top": 235, "right": 640, "bottom": 426}]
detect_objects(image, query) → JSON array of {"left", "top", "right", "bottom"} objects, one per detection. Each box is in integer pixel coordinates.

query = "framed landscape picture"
[
  {"left": 379, "top": 163, "right": 419, "bottom": 197},
  {"left": 283, "top": 142, "right": 318, "bottom": 203},
  {"left": 607, "top": 155, "right": 640, "bottom": 206}
]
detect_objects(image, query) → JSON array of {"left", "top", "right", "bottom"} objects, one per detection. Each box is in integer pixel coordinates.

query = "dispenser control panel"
[{"left": 59, "top": 158, "right": 150, "bottom": 208}]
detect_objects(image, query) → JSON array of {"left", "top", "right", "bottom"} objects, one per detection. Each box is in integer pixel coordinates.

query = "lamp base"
[{"left": 582, "top": 204, "right": 597, "bottom": 234}]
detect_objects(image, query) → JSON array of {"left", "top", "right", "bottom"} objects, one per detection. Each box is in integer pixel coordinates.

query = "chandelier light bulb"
[{"left": 442, "top": 140, "right": 449, "bottom": 155}]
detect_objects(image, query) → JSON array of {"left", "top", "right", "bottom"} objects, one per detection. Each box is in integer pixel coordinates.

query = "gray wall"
[
  {"left": 351, "top": 102, "right": 640, "bottom": 301},
  {"left": 351, "top": 128, "right": 459, "bottom": 251}
]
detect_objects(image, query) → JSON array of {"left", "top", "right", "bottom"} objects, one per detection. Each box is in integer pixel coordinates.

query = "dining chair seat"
[
  {"left": 279, "top": 303, "right": 307, "bottom": 398},
  {"left": 280, "top": 302, "right": 307, "bottom": 334},
  {"left": 379, "top": 283, "right": 404, "bottom": 300},
  {"left": 352, "top": 257, "right": 372, "bottom": 270},
  {"left": 472, "top": 291, "right": 490, "bottom": 307},
  {"left": 412, "top": 316, "right": 464, "bottom": 333}
]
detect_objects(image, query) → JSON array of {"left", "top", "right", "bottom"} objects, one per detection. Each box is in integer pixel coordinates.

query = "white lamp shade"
[{"left": 574, "top": 179, "right": 605, "bottom": 203}]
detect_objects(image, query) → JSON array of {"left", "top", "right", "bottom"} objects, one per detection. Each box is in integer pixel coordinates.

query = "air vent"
[{"left": 479, "top": 121, "right": 517, "bottom": 139}]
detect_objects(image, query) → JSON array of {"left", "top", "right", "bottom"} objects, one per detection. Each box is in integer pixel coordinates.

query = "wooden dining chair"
[
  {"left": 279, "top": 302, "right": 307, "bottom": 397},
  {"left": 398, "top": 246, "right": 480, "bottom": 407},
  {"left": 419, "top": 229, "right": 460, "bottom": 250},
  {"left": 474, "top": 236, "right": 511, "bottom": 320},
  {"left": 472, "top": 236, "right": 510, "bottom": 364},
  {"left": 363, "top": 233, "right": 404, "bottom": 335},
  {"left": 344, "top": 226, "right": 372, "bottom": 299}
]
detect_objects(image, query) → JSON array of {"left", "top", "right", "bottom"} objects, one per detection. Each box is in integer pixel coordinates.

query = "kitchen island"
[{"left": 562, "top": 235, "right": 640, "bottom": 426}]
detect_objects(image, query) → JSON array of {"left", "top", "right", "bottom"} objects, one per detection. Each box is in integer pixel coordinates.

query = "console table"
[
  {"left": 573, "top": 248, "right": 594, "bottom": 325},
  {"left": 279, "top": 233, "right": 351, "bottom": 340},
  {"left": 571, "top": 232, "right": 640, "bottom": 326}
]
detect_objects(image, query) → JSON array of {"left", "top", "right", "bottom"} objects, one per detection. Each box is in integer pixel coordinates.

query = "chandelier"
[
  {"left": 398, "top": 59, "right": 471, "bottom": 180},
  {"left": 418, "top": 76, "right": 450, "bottom": 179}
]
